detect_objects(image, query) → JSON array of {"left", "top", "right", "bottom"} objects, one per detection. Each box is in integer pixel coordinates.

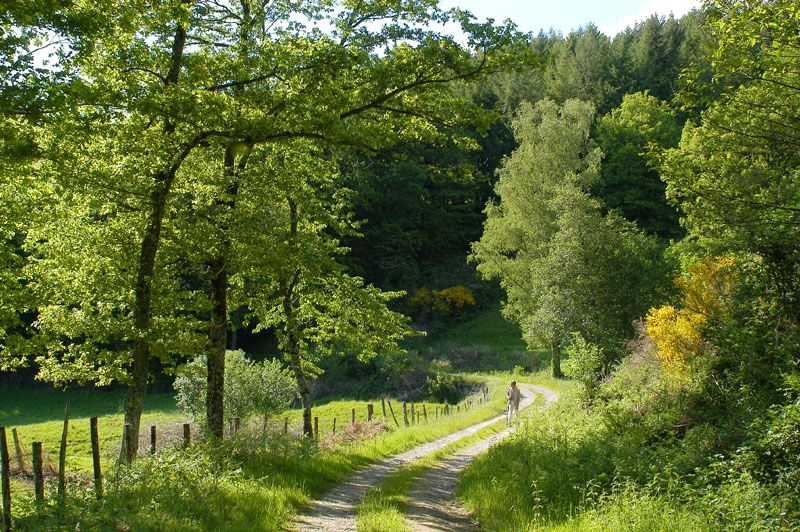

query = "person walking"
[{"left": 507, "top": 380, "right": 521, "bottom": 426}]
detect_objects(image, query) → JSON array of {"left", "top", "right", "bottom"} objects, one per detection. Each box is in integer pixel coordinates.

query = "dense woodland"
[{"left": 1, "top": 0, "right": 799, "bottom": 529}]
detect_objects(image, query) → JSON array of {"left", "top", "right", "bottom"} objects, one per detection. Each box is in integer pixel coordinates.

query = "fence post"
[
  {"left": 90, "top": 417, "right": 103, "bottom": 500},
  {"left": 381, "top": 398, "right": 387, "bottom": 421},
  {"left": 367, "top": 404, "right": 374, "bottom": 422},
  {"left": 411, "top": 404, "right": 416, "bottom": 425},
  {"left": 333, "top": 418, "right": 337, "bottom": 435},
  {"left": 11, "top": 429, "right": 24, "bottom": 473},
  {"left": 387, "top": 401, "right": 400, "bottom": 427},
  {"left": 233, "top": 417, "right": 241, "bottom": 436},
  {"left": 183, "top": 423, "right": 191, "bottom": 448},
  {"left": 1, "top": 427, "right": 12, "bottom": 532},
  {"left": 32, "top": 442, "right": 43, "bottom": 503},
  {"left": 422, "top": 404, "right": 428, "bottom": 422},
  {"left": 150, "top": 425, "right": 157, "bottom": 455},
  {"left": 402, "top": 403, "right": 409, "bottom": 426},
  {"left": 351, "top": 408, "right": 356, "bottom": 425},
  {"left": 58, "top": 402, "right": 70, "bottom": 499},
  {"left": 284, "top": 417, "right": 289, "bottom": 434}
]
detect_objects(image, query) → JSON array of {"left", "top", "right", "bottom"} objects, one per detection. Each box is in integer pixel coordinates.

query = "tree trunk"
[
  {"left": 280, "top": 198, "right": 313, "bottom": 435},
  {"left": 551, "top": 338, "right": 563, "bottom": 379},
  {"left": 120, "top": 183, "right": 169, "bottom": 462},
  {"left": 119, "top": 19, "right": 187, "bottom": 463},
  {"left": 205, "top": 145, "right": 248, "bottom": 437},
  {"left": 207, "top": 255, "right": 227, "bottom": 438}
]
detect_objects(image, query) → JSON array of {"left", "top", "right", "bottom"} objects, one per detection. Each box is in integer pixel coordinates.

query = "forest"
[{"left": 1, "top": 0, "right": 799, "bottom": 530}]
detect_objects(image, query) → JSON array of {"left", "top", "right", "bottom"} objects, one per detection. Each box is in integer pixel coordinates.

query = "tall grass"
[{"left": 457, "top": 380, "right": 796, "bottom": 531}]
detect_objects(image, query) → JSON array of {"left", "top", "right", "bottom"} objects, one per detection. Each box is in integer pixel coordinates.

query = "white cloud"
[{"left": 599, "top": 0, "right": 702, "bottom": 36}]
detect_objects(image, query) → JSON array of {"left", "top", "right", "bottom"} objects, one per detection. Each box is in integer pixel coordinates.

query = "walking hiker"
[{"left": 507, "top": 380, "right": 521, "bottom": 426}]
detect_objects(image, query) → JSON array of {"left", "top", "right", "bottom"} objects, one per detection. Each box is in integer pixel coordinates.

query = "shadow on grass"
[{"left": 0, "top": 387, "right": 178, "bottom": 426}]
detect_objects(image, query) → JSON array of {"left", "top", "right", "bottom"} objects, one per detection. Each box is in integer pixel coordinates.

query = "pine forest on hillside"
[{"left": 1, "top": 0, "right": 799, "bottom": 530}]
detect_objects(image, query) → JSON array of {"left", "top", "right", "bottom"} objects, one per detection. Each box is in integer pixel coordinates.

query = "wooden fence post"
[
  {"left": 435, "top": 406, "right": 438, "bottom": 420},
  {"left": 11, "top": 428, "right": 24, "bottom": 473},
  {"left": 314, "top": 417, "right": 319, "bottom": 440},
  {"left": 233, "top": 417, "right": 241, "bottom": 436},
  {"left": 333, "top": 418, "right": 337, "bottom": 435},
  {"left": 387, "top": 401, "right": 400, "bottom": 427},
  {"left": 1, "top": 427, "right": 12, "bottom": 532},
  {"left": 32, "top": 442, "right": 43, "bottom": 503},
  {"left": 411, "top": 404, "right": 416, "bottom": 425},
  {"left": 150, "top": 426, "right": 157, "bottom": 455},
  {"left": 381, "top": 398, "right": 387, "bottom": 421},
  {"left": 367, "top": 404, "right": 374, "bottom": 422},
  {"left": 183, "top": 423, "right": 191, "bottom": 448},
  {"left": 351, "top": 408, "right": 356, "bottom": 425},
  {"left": 284, "top": 417, "right": 289, "bottom": 434},
  {"left": 58, "top": 402, "right": 70, "bottom": 498},
  {"left": 422, "top": 404, "right": 428, "bottom": 422},
  {"left": 90, "top": 417, "right": 103, "bottom": 500},
  {"left": 402, "top": 403, "right": 409, "bottom": 426}
]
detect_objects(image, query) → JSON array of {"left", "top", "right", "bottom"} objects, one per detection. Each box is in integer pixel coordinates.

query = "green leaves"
[{"left": 472, "top": 98, "right": 662, "bottom": 359}]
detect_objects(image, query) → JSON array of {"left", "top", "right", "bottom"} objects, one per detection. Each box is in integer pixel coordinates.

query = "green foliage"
[
  {"left": 174, "top": 350, "right": 296, "bottom": 426},
  {"left": 425, "top": 372, "right": 475, "bottom": 404},
  {"left": 594, "top": 91, "right": 682, "bottom": 238},
  {"left": 472, "top": 98, "right": 664, "bottom": 368},
  {"left": 563, "top": 333, "right": 605, "bottom": 402}
]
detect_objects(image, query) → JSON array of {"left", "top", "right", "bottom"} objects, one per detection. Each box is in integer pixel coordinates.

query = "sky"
[{"left": 438, "top": 0, "right": 702, "bottom": 37}]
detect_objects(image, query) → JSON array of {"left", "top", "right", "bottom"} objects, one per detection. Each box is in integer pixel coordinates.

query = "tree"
[
  {"left": 594, "top": 91, "right": 682, "bottom": 238},
  {"left": 545, "top": 25, "right": 618, "bottom": 114},
  {"left": 225, "top": 142, "right": 414, "bottom": 436},
  {"left": 471, "top": 99, "right": 662, "bottom": 377},
  {"left": 658, "top": 0, "right": 800, "bottom": 318}
]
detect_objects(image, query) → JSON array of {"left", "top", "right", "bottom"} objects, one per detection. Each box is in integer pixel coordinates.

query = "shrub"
[
  {"left": 426, "top": 372, "right": 473, "bottom": 404},
  {"left": 563, "top": 333, "right": 605, "bottom": 402},
  {"left": 174, "top": 350, "right": 296, "bottom": 427},
  {"left": 409, "top": 285, "right": 475, "bottom": 321}
]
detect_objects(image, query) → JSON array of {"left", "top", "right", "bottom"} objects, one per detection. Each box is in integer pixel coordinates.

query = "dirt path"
[
  {"left": 291, "top": 384, "right": 555, "bottom": 532},
  {"left": 404, "top": 385, "right": 559, "bottom": 531}
]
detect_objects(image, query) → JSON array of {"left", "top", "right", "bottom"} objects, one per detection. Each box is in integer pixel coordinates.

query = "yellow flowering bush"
[
  {"left": 410, "top": 285, "right": 476, "bottom": 318},
  {"left": 645, "top": 257, "right": 736, "bottom": 376}
]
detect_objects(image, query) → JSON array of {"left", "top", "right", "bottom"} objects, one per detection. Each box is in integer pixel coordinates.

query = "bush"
[
  {"left": 426, "top": 372, "right": 474, "bottom": 404},
  {"left": 409, "top": 285, "right": 475, "bottom": 322},
  {"left": 563, "top": 333, "right": 605, "bottom": 402},
  {"left": 174, "top": 350, "right": 296, "bottom": 427}
]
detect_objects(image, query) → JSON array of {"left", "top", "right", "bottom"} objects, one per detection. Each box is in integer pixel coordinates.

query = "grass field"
[{"left": 414, "top": 305, "right": 549, "bottom": 372}]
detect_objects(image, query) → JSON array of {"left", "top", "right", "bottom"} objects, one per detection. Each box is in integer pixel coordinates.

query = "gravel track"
[
  {"left": 404, "top": 385, "right": 558, "bottom": 531},
  {"left": 290, "top": 384, "right": 557, "bottom": 531}
]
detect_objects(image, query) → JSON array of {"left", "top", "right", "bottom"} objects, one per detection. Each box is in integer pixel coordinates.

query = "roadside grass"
[
  {"left": 456, "top": 380, "right": 720, "bottom": 531},
  {"left": 3, "top": 375, "right": 514, "bottom": 530}
]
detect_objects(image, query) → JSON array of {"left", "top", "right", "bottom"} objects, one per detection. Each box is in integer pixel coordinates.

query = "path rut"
[{"left": 291, "top": 384, "right": 555, "bottom": 531}]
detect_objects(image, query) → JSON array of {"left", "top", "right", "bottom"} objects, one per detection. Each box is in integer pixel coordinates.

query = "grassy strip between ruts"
[
  {"left": 4, "top": 375, "right": 515, "bottom": 530},
  {"left": 356, "top": 372, "right": 562, "bottom": 532}
]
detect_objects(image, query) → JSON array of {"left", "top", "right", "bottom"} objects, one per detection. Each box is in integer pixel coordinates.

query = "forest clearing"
[{"left": 2, "top": 0, "right": 799, "bottom": 530}]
